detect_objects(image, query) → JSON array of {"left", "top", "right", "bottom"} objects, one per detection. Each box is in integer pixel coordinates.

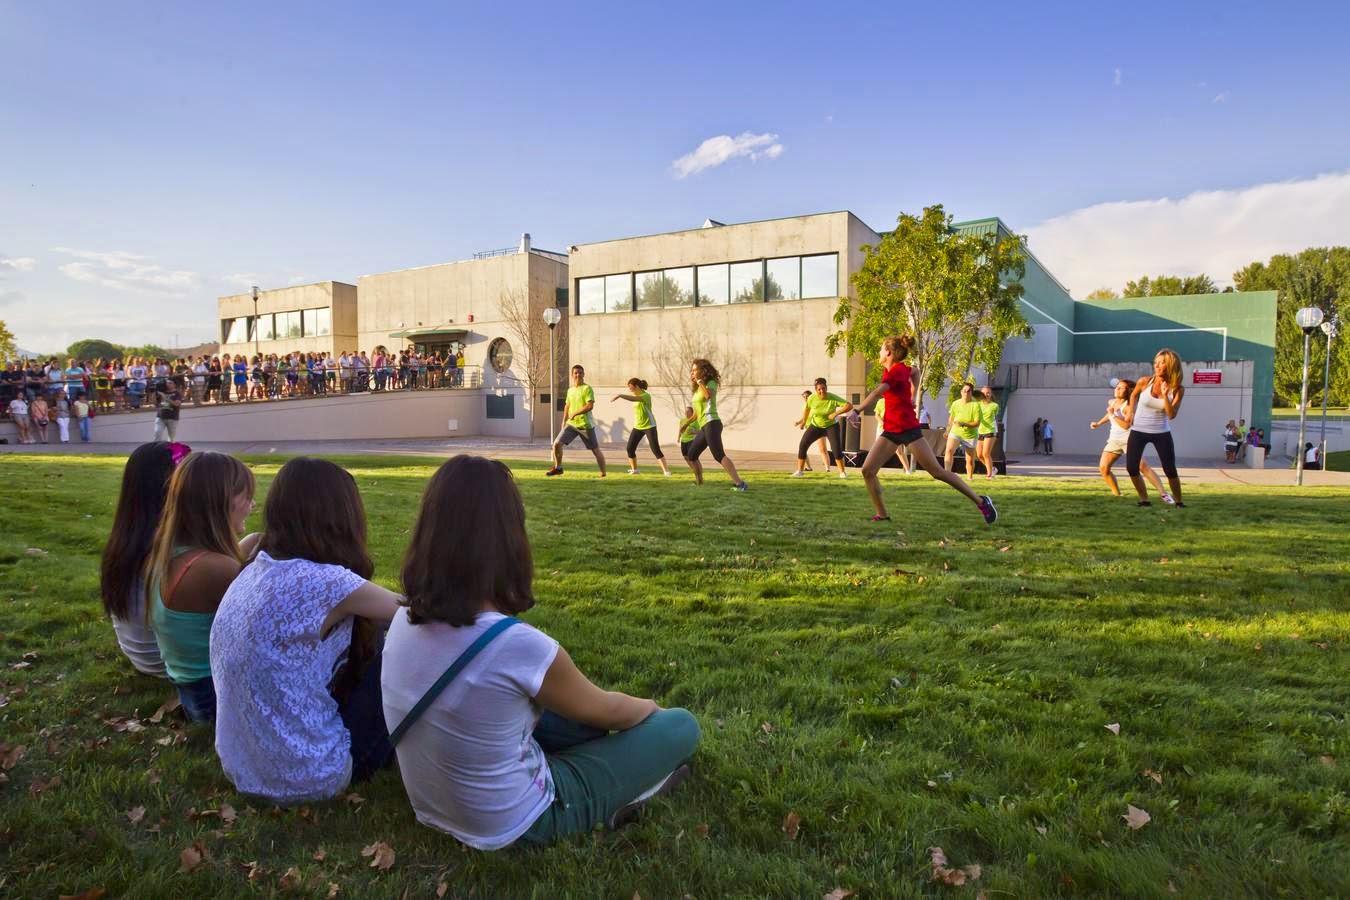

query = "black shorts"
[
  {"left": 881, "top": 428, "right": 924, "bottom": 446},
  {"left": 557, "top": 424, "right": 597, "bottom": 451},
  {"left": 680, "top": 440, "right": 695, "bottom": 460},
  {"left": 687, "top": 419, "right": 726, "bottom": 462}
]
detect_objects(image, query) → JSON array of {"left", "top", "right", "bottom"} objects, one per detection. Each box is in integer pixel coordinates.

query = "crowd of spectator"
[{"left": 1, "top": 347, "right": 473, "bottom": 430}]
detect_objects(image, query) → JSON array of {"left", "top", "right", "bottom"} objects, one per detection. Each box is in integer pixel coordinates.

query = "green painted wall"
[{"left": 1073, "top": 291, "right": 1278, "bottom": 434}]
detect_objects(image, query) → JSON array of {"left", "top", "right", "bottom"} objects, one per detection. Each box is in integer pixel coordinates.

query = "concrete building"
[{"left": 219, "top": 281, "right": 358, "bottom": 359}]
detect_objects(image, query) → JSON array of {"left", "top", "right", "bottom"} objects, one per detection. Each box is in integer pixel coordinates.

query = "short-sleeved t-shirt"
[
  {"left": 210, "top": 552, "right": 367, "bottom": 804},
  {"left": 678, "top": 415, "right": 699, "bottom": 442},
  {"left": 382, "top": 610, "right": 560, "bottom": 851},
  {"left": 948, "top": 399, "right": 981, "bottom": 441},
  {"left": 693, "top": 380, "right": 720, "bottom": 425},
  {"left": 880, "top": 363, "right": 920, "bottom": 433},
  {"left": 805, "top": 392, "right": 848, "bottom": 428},
  {"left": 565, "top": 384, "right": 595, "bottom": 430},
  {"left": 978, "top": 401, "right": 999, "bottom": 435},
  {"left": 633, "top": 390, "right": 654, "bottom": 431},
  {"left": 9, "top": 398, "right": 28, "bottom": 417}
]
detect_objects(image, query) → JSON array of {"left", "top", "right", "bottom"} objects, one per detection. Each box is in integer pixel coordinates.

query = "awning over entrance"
[{"left": 386, "top": 326, "right": 469, "bottom": 340}]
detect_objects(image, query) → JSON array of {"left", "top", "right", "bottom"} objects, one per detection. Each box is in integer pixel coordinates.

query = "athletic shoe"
[
  {"left": 978, "top": 495, "right": 998, "bottom": 525},
  {"left": 628, "top": 469, "right": 639, "bottom": 475},
  {"left": 545, "top": 467, "right": 563, "bottom": 477},
  {"left": 732, "top": 482, "right": 748, "bottom": 492},
  {"left": 790, "top": 470, "right": 804, "bottom": 478},
  {"left": 1161, "top": 492, "right": 1176, "bottom": 505},
  {"left": 839, "top": 472, "right": 848, "bottom": 479},
  {"left": 870, "top": 514, "right": 891, "bottom": 522},
  {"left": 663, "top": 471, "right": 672, "bottom": 477},
  {"left": 607, "top": 763, "right": 693, "bottom": 830}
]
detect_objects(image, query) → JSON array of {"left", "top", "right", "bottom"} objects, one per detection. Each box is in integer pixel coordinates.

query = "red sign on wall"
[{"left": 1192, "top": 369, "right": 1222, "bottom": 384}]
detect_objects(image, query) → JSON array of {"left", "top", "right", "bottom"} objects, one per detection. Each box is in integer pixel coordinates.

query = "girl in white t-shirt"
[
  {"left": 211, "top": 458, "right": 402, "bottom": 804},
  {"left": 382, "top": 456, "right": 699, "bottom": 850}
]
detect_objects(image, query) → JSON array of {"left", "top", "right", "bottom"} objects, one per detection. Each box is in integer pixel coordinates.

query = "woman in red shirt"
[{"left": 858, "top": 335, "right": 998, "bottom": 525}]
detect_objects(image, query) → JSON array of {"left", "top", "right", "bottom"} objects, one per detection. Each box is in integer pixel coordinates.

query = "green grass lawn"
[{"left": 2, "top": 454, "right": 1348, "bottom": 899}]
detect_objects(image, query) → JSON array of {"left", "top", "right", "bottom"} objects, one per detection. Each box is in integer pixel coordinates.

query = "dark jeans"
[
  {"left": 335, "top": 650, "right": 395, "bottom": 782},
  {"left": 176, "top": 676, "right": 217, "bottom": 723}
]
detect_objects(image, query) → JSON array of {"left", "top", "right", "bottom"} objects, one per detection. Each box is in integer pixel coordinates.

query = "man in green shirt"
[
  {"left": 943, "top": 382, "right": 982, "bottom": 479},
  {"left": 547, "top": 365, "right": 607, "bottom": 477}
]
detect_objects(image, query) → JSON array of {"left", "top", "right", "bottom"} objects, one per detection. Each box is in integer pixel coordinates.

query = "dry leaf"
[
  {"left": 760, "top": 722, "right": 774, "bottom": 734},
  {"left": 220, "top": 803, "right": 238, "bottom": 825},
  {"left": 998, "top": 545, "right": 1012, "bottom": 552},
  {"left": 313, "top": 848, "right": 327, "bottom": 862},
  {"left": 928, "top": 846, "right": 979, "bottom": 886},
  {"left": 1319, "top": 755, "right": 1336, "bottom": 767},
  {"left": 1, "top": 743, "right": 26, "bottom": 769},
  {"left": 344, "top": 792, "right": 366, "bottom": 806},
  {"left": 1143, "top": 769, "right": 1163, "bottom": 785},
  {"left": 361, "top": 841, "right": 396, "bottom": 870},
  {"left": 823, "top": 890, "right": 856, "bottom": 900},
  {"left": 1105, "top": 722, "right": 1121, "bottom": 735},
  {"left": 783, "top": 811, "right": 801, "bottom": 840},
  {"left": 126, "top": 806, "right": 147, "bottom": 825},
  {"left": 179, "top": 842, "right": 207, "bottom": 873},
  {"left": 148, "top": 695, "right": 181, "bottom": 724},
  {"left": 58, "top": 890, "right": 107, "bottom": 900},
  {"left": 278, "top": 866, "right": 303, "bottom": 891},
  {"left": 29, "top": 773, "right": 61, "bottom": 795},
  {"left": 146, "top": 769, "right": 162, "bottom": 785},
  {"left": 694, "top": 823, "right": 710, "bottom": 838},
  {"left": 1166, "top": 881, "right": 1179, "bottom": 894},
  {"left": 1122, "top": 804, "right": 1151, "bottom": 830},
  {"left": 326, "top": 884, "right": 340, "bottom": 899},
  {"left": 25, "top": 547, "right": 49, "bottom": 557},
  {"left": 437, "top": 883, "right": 449, "bottom": 898},
  {"left": 1035, "top": 825, "right": 1048, "bottom": 835}
]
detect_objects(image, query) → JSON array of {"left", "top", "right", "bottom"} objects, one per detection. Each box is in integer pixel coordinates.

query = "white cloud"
[
  {"left": 52, "top": 247, "right": 199, "bottom": 293},
  {"left": 1113, "top": 67, "right": 1122, "bottom": 87},
  {"left": 1212, "top": 91, "right": 1229, "bottom": 103},
  {"left": 0, "top": 255, "right": 36, "bottom": 272},
  {"left": 1026, "top": 170, "right": 1350, "bottom": 297},
  {"left": 671, "top": 131, "right": 785, "bottom": 179},
  {"left": 286, "top": 274, "right": 313, "bottom": 286},
  {"left": 225, "top": 272, "right": 267, "bottom": 289}
]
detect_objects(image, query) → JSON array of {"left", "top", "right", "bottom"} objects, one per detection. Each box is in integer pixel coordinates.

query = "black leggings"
[
  {"left": 687, "top": 419, "right": 725, "bottom": 462},
  {"left": 625, "top": 426, "right": 664, "bottom": 459},
  {"left": 797, "top": 423, "right": 841, "bottom": 461},
  {"left": 1126, "top": 430, "right": 1177, "bottom": 479}
]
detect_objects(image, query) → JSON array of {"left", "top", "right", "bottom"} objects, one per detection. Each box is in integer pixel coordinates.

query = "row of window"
[
  {"left": 222, "top": 308, "right": 332, "bottom": 344},
  {"left": 576, "top": 253, "right": 838, "bottom": 315}
]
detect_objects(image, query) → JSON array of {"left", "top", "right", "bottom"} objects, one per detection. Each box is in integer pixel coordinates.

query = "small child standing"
[
  {"left": 73, "top": 396, "right": 92, "bottom": 442},
  {"left": 677, "top": 405, "right": 701, "bottom": 483}
]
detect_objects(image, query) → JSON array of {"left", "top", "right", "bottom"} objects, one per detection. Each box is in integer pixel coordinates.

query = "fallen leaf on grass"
[
  {"left": 1035, "top": 825, "right": 1048, "bottom": 835},
  {"left": 1319, "top": 755, "right": 1336, "bottom": 767},
  {"left": 361, "top": 841, "right": 395, "bottom": 870},
  {"left": 1143, "top": 769, "right": 1163, "bottom": 785},
  {"left": 694, "top": 823, "right": 710, "bottom": 838},
  {"left": 29, "top": 774, "right": 61, "bottom": 795},
  {"left": 326, "top": 884, "right": 340, "bottom": 899},
  {"left": 148, "top": 696, "right": 181, "bottom": 724},
  {"left": 344, "top": 792, "right": 366, "bottom": 806},
  {"left": 1105, "top": 723, "right": 1121, "bottom": 735},
  {"left": 928, "top": 847, "right": 981, "bottom": 886},
  {"left": 219, "top": 803, "right": 237, "bottom": 825},
  {"left": 126, "top": 806, "right": 146, "bottom": 825},
  {"left": 1, "top": 743, "right": 26, "bottom": 769},
  {"left": 999, "top": 545, "right": 1012, "bottom": 552},
  {"left": 783, "top": 811, "right": 801, "bottom": 840},
  {"left": 437, "top": 882, "right": 449, "bottom": 898},
  {"left": 823, "top": 890, "right": 856, "bottom": 900},
  {"left": 312, "top": 848, "right": 327, "bottom": 862},
  {"left": 278, "top": 866, "right": 303, "bottom": 891},
  {"left": 25, "top": 548, "right": 48, "bottom": 557},
  {"left": 1122, "top": 804, "right": 1151, "bottom": 830},
  {"left": 146, "top": 769, "right": 162, "bottom": 785},
  {"left": 760, "top": 722, "right": 774, "bottom": 734},
  {"left": 57, "top": 890, "right": 106, "bottom": 900},
  {"left": 179, "top": 841, "right": 208, "bottom": 873}
]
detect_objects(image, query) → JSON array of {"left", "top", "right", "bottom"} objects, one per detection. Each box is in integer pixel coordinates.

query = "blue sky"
[{"left": 2, "top": 0, "right": 1349, "bottom": 352}]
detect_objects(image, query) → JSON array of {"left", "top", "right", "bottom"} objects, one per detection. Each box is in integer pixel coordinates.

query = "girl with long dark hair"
[
  {"left": 858, "top": 336, "right": 997, "bottom": 524},
  {"left": 211, "top": 457, "right": 402, "bottom": 803},
  {"left": 145, "top": 451, "right": 256, "bottom": 721},
  {"left": 100, "top": 442, "right": 191, "bottom": 677},
  {"left": 686, "top": 358, "right": 747, "bottom": 491},
  {"left": 612, "top": 377, "right": 671, "bottom": 476},
  {"left": 383, "top": 456, "right": 699, "bottom": 849}
]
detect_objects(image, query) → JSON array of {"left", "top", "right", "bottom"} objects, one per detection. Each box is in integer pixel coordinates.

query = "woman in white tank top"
[
  {"left": 1123, "top": 349, "right": 1187, "bottom": 506},
  {"left": 1089, "top": 379, "right": 1171, "bottom": 502}
]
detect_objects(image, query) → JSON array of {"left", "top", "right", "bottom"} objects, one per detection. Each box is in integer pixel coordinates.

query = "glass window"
[
  {"left": 488, "top": 337, "right": 513, "bottom": 373},
  {"left": 281, "top": 310, "right": 302, "bottom": 339},
  {"left": 663, "top": 267, "right": 694, "bottom": 308},
  {"left": 303, "top": 309, "right": 318, "bottom": 337},
  {"left": 766, "top": 257, "right": 800, "bottom": 301},
  {"left": 729, "top": 261, "right": 763, "bottom": 304},
  {"left": 635, "top": 271, "right": 664, "bottom": 310},
  {"left": 578, "top": 277, "right": 605, "bottom": 315},
  {"left": 223, "top": 316, "right": 248, "bottom": 343},
  {"left": 315, "top": 307, "right": 331, "bottom": 336},
  {"left": 697, "top": 264, "right": 729, "bottom": 306},
  {"left": 605, "top": 273, "right": 632, "bottom": 313},
  {"left": 258, "top": 314, "right": 276, "bottom": 341},
  {"left": 802, "top": 254, "right": 838, "bottom": 298}
]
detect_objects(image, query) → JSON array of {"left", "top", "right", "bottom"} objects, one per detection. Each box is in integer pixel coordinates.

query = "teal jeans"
[{"left": 518, "top": 708, "right": 700, "bottom": 845}]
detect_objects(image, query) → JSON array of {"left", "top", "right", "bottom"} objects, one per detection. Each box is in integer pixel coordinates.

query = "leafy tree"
[
  {"left": 1235, "top": 247, "right": 1350, "bottom": 406},
  {"left": 66, "top": 338, "right": 122, "bottom": 361},
  {"left": 826, "top": 205, "right": 1030, "bottom": 408},
  {"left": 120, "top": 344, "right": 171, "bottom": 361},
  {"left": 1084, "top": 287, "right": 1119, "bottom": 300},
  {"left": 497, "top": 287, "right": 568, "bottom": 440},
  {"left": 1122, "top": 274, "right": 1218, "bottom": 297},
  {"left": 0, "top": 319, "right": 15, "bottom": 362}
]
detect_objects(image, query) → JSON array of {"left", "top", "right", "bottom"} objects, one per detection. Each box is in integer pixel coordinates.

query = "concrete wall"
[
  {"left": 568, "top": 211, "right": 873, "bottom": 452},
  {"left": 357, "top": 251, "right": 569, "bottom": 440},
  {"left": 1, "top": 390, "right": 486, "bottom": 444},
  {"left": 218, "top": 282, "right": 358, "bottom": 359},
  {"left": 1004, "top": 359, "right": 1255, "bottom": 458}
]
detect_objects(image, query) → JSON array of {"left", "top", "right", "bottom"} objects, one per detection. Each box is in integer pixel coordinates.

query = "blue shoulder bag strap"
[{"left": 388, "top": 616, "right": 520, "bottom": 749}]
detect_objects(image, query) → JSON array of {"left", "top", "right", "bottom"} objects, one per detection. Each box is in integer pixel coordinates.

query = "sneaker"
[
  {"left": 870, "top": 514, "right": 891, "bottom": 522},
  {"left": 545, "top": 467, "right": 563, "bottom": 477},
  {"left": 1161, "top": 492, "right": 1176, "bottom": 505},
  {"left": 607, "top": 763, "right": 693, "bottom": 830},
  {"left": 663, "top": 471, "right": 672, "bottom": 477},
  {"left": 977, "top": 495, "right": 998, "bottom": 525},
  {"left": 790, "top": 470, "right": 804, "bottom": 478},
  {"left": 838, "top": 472, "right": 848, "bottom": 479},
  {"left": 732, "top": 481, "right": 748, "bottom": 492},
  {"left": 628, "top": 469, "right": 639, "bottom": 475}
]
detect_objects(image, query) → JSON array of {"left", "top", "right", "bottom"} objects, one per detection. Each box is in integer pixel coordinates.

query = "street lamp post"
[
  {"left": 1320, "top": 316, "right": 1339, "bottom": 468},
  {"left": 1294, "top": 306, "right": 1325, "bottom": 485},
  {"left": 251, "top": 285, "right": 261, "bottom": 359},
  {"left": 542, "top": 307, "right": 562, "bottom": 439}
]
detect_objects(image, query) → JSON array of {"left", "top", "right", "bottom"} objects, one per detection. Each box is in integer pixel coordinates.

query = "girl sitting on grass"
[
  {"left": 100, "top": 442, "right": 192, "bottom": 678},
  {"left": 382, "top": 455, "right": 699, "bottom": 850},
  {"left": 211, "top": 457, "right": 402, "bottom": 804},
  {"left": 145, "top": 451, "right": 256, "bottom": 722}
]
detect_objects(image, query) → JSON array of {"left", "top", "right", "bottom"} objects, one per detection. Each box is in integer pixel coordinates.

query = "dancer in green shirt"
[
  {"left": 547, "top": 365, "right": 607, "bottom": 477},
  {"left": 943, "top": 382, "right": 982, "bottom": 479},
  {"left": 612, "top": 378, "right": 671, "bottom": 476}
]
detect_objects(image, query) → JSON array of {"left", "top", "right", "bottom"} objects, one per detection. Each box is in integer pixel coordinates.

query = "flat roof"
[
  {"left": 357, "top": 247, "right": 565, "bottom": 279},
  {"left": 571, "top": 209, "right": 866, "bottom": 249}
]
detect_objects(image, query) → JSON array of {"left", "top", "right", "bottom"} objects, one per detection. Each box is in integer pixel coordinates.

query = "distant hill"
[{"left": 172, "top": 341, "right": 220, "bottom": 358}]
